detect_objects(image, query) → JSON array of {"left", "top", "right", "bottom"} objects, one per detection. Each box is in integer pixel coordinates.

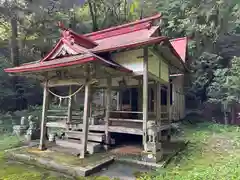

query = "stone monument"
[{"left": 25, "top": 115, "right": 40, "bottom": 142}]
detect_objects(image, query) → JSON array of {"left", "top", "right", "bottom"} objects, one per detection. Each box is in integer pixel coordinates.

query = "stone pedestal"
[
  {"left": 142, "top": 142, "right": 163, "bottom": 163},
  {"left": 142, "top": 150, "right": 163, "bottom": 163}
]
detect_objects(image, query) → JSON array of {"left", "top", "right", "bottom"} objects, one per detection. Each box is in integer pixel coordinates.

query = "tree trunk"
[
  {"left": 88, "top": 0, "right": 98, "bottom": 31},
  {"left": 231, "top": 105, "right": 235, "bottom": 125},
  {"left": 224, "top": 111, "right": 228, "bottom": 125},
  {"left": 10, "top": 15, "right": 21, "bottom": 110},
  {"left": 10, "top": 15, "right": 19, "bottom": 66}
]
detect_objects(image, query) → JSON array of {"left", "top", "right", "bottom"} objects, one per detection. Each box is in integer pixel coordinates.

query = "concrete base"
[{"left": 5, "top": 146, "right": 114, "bottom": 177}]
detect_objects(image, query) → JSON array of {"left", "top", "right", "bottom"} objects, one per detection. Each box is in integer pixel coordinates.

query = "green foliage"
[
  {"left": 208, "top": 57, "right": 240, "bottom": 105},
  {"left": 139, "top": 121, "right": 240, "bottom": 180},
  {"left": 190, "top": 52, "right": 224, "bottom": 101},
  {"left": 157, "top": 0, "right": 240, "bottom": 103}
]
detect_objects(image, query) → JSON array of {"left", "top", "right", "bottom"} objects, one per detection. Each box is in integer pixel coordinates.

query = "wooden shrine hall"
[{"left": 5, "top": 13, "right": 188, "bottom": 162}]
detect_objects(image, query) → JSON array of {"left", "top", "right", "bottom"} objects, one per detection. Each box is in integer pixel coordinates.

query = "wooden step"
[
  {"left": 65, "top": 131, "right": 105, "bottom": 142},
  {"left": 55, "top": 139, "right": 102, "bottom": 154},
  {"left": 48, "top": 109, "right": 82, "bottom": 115}
]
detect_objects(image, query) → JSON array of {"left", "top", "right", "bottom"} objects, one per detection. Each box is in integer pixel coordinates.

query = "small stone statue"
[
  {"left": 48, "top": 133, "right": 56, "bottom": 142},
  {"left": 147, "top": 120, "right": 158, "bottom": 143}
]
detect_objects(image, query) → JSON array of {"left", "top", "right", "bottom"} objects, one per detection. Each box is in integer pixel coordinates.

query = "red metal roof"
[
  {"left": 85, "top": 13, "right": 162, "bottom": 40},
  {"left": 91, "top": 26, "right": 166, "bottom": 53},
  {"left": 170, "top": 37, "right": 188, "bottom": 62},
  {"left": 4, "top": 13, "right": 187, "bottom": 73}
]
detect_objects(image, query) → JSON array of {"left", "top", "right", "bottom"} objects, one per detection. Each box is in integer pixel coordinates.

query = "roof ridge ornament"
[{"left": 58, "top": 21, "right": 67, "bottom": 30}]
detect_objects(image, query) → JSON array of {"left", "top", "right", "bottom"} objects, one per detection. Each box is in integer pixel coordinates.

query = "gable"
[{"left": 50, "top": 44, "right": 78, "bottom": 60}]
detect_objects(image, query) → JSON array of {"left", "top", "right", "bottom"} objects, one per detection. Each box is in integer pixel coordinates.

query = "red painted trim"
[
  {"left": 93, "top": 36, "right": 167, "bottom": 53},
  {"left": 170, "top": 37, "right": 188, "bottom": 42},
  {"left": 85, "top": 13, "right": 162, "bottom": 38},
  {"left": 5, "top": 57, "right": 96, "bottom": 73},
  {"left": 41, "top": 39, "right": 63, "bottom": 62},
  {"left": 88, "top": 22, "right": 151, "bottom": 41}
]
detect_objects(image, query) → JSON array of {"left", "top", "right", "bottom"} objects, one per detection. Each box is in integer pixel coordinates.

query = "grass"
[
  {"left": 139, "top": 120, "right": 240, "bottom": 180},
  {"left": 0, "top": 135, "right": 115, "bottom": 180}
]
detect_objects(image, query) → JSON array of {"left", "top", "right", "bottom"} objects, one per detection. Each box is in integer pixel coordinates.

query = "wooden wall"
[{"left": 171, "top": 75, "right": 185, "bottom": 121}]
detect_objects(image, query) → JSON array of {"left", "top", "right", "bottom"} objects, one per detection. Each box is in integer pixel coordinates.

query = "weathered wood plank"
[
  {"left": 109, "top": 118, "right": 143, "bottom": 123},
  {"left": 46, "top": 121, "right": 171, "bottom": 136},
  {"left": 47, "top": 115, "right": 81, "bottom": 119}
]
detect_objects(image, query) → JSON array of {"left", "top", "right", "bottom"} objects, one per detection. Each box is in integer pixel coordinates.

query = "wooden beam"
[
  {"left": 143, "top": 47, "right": 148, "bottom": 151},
  {"left": 81, "top": 70, "right": 91, "bottom": 158},
  {"left": 39, "top": 81, "right": 49, "bottom": 150},
  {"left": 105, "top": 77, "right": 111, "bottom": 149}
]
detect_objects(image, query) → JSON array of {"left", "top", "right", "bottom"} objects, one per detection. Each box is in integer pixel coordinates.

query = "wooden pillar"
[
  {"left": 143, "top": 47, "right": 148, "bottom": 151},
  {"left": 177, "top": 87, "right": 180, "bottom": 120},
  {"left": 156, "top": 83, "right": 161, "bottom": 124},
  {"left": 119, "top": 90, "right": 123, "bottom": 111},
  {"left": 129, "top": 89, "right": 132, "bottom": 109},
  {"left": 39, "top": 81, "right": 49, "bottom": 150},
  {"left": 156, "top": 82, "right": 162, "bottom": 141},
  {"left": 81, "top": 78, "right": 91, "bottom": 158},
  {"left": 167, "top": 82, "right": 171, "bottom": 140},
  {"left": 153, "top": 82, "right": 157, "bottom": 116},
  {"left": 138, "top": 79, "right": 142, "bottom": 119},
  {"left": 105, "top": 77, "right": 111, "bottom": 149},
  {"left": 116, "top": 92, "right": 120, "bottom": 111},
  {"left": 101, "top": 89, "right": 105, "bottom": 107},
  {"left": 67, "top": 86, "right": 72, "bottom": 128}
]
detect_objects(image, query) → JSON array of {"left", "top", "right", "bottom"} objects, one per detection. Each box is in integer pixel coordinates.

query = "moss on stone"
[{"left": 18, "top": 147, "right": 111, "bottom": 167}]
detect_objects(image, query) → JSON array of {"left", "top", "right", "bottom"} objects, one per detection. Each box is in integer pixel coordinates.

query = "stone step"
[
  {"left": 55, "top": 139, "right": 102, "bottom": 154},
  {"left": 65, "top": 131, "right": 105, "bottom": 142},
  {"left": 50, "top": 145, "right": 80, "bottom": 156}
]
